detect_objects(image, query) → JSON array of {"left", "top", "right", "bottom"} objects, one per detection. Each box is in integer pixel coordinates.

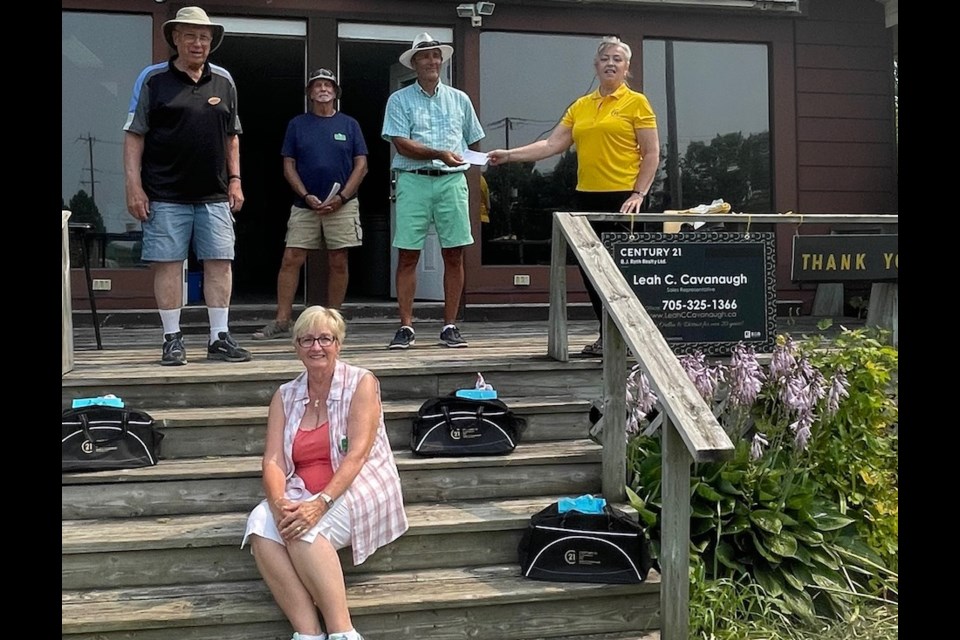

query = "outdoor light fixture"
[{"left": 457, "top": 2, "right": 495, "bottom": 27}]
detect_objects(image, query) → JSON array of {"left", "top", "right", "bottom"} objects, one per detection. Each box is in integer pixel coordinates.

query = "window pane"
[
  {"left": 62, "top": 11, "right": 152, "bottom": 266},
  {"left": 479, "top": 32, "right": 599, "bottom": 266},
  {"left": 643, "top": 40, "right": 771, "bottom": 213}
]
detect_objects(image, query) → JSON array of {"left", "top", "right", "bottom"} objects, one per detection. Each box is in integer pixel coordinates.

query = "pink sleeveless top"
[{"left": 292, "top": 422, "right": 334, "bottom": 494}]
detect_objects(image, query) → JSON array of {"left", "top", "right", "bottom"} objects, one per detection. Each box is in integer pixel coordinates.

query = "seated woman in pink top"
[{"left": 242, "top": 306, "right": 408, "bottom": 640}]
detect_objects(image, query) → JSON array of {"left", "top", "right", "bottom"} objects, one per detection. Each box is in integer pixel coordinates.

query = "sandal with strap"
[
  {"left": 252, "top": 319, "right": 292, "bottom": 341},
  {"left": 580, "top": 336, "right": 603, "bottom": 357}
]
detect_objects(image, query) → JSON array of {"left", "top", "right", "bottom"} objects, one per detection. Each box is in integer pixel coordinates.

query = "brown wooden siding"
[{"left": 794, "top": 0, "right": 897, "bottom": 216}]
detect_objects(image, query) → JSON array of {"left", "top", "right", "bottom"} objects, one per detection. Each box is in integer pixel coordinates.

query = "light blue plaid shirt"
[{"left": 382, "top": 81, "right": 485, "bottom": 172}]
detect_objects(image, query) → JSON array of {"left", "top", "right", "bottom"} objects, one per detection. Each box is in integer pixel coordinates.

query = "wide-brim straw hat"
[
  {"left": 163, "top": 6, "right": 225, "bottom": 53},
  {"left": 399, "top": 32, "right": 454, "bottom": 69}
]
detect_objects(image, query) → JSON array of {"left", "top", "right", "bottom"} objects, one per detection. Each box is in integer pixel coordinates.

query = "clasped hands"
[
  {"left": 274, "top": 496, "right": 328, "bottom": 540},
  {"left": 306, "top": 193, "right": 343, "bottom": 216}
]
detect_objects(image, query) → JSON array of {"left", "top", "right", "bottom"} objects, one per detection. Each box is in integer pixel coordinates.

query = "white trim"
[
  {"left": 338, "top": 23, "right": 453, "bottom": 43},
  {"left": 214, "top": 17, "right": 306, "bottom": 37}
]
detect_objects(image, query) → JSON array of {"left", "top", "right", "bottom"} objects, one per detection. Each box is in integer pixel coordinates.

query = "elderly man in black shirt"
[{"left": 123, "top": 6, "right": 250, "bottom": 366}]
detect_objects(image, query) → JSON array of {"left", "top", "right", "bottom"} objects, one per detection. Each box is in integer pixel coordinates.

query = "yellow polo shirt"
[{"left": 561, "top": 83, "right": 657, "bottom": 192}]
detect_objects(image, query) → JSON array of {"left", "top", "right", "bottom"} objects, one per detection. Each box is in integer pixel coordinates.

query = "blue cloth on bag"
[
  {"left": 455, "top": 389, "right": 498, "bottom": 400},
  {"left": 558, "top": 494, "right": 607, "bottom": 514},
  {"left": 71, "top": 395, "right": 124, "bottom": 409}
]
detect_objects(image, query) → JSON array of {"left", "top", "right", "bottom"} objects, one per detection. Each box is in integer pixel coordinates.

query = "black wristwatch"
[{"left": 338, "top": 191, "right": 353, "bottom": 203}]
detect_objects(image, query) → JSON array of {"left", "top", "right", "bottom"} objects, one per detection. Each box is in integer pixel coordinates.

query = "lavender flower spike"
[
  {"left": 789, "top": 413, "right": 814, "bottom": 451},
  {"left": 729, "top": 343, "right": 765, "bottom": 407},
  {"left": 769, "top": 336, "right": 797, "bottom": 380},
  {"left": 750, "top": 432, "right": 769, "bottom": 460},
  {"left": 825, "top": 371, "right": 850, "bottom": 417},
  {"left": 627, "top": 365, "right": 658, "bottom": 415},
  {"left": 679, "top": 351, "right": 724, "bottom": 401}
]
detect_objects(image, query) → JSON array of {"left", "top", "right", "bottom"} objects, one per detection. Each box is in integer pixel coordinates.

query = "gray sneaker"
[
  {"left": 252, "top": 319, "right": 291, "bottom": 341},
  {"left": 439, "top": 325, "right": 468, "bottom": 348},
  {"left": 160, "top": 331, "right": 187, "bottom": 366},
  {"left": 207, "top": 332, "right": 252, "bottom": 362},
  {"left": 388, "top": 326, "right": 416, "bottom": 349}
]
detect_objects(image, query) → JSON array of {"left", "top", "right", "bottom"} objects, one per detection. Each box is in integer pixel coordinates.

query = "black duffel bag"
[
  {"left": 411, "top": 395, "right": 526, "bottom": 456},
  {"left": 62, "top": 405, "right": 164, "bottom": 472},
  {"left": 518, "top": 501, "right": 653, "bottom": 584}
]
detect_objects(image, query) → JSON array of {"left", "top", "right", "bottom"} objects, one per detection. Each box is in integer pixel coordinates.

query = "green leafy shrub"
[{"left": 626, "top": 326, "right": 898, "bottom": 633}]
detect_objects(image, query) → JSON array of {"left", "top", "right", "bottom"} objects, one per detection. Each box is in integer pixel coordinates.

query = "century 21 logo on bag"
[
  {"left": 450, "top": 424, "right": 482, "bottom": 440},
  {"left": 81, "top": 440, "right": 118, "bottom": 454},
  {"left": 564, "top": 549, "right": 601, "bottom": 565}
]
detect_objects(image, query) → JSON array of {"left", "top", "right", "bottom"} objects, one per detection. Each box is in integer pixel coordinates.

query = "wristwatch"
[{"left": 319, "top": 492, "right": 335, "bottom": 509}]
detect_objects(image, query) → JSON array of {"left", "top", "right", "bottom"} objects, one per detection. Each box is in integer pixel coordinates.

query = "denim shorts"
[
  {"left": 393, "top": 171, "right": 472, "bottom": 250},
  {"left": 141, "top": 201, "right": 236, "bottom": 262}
]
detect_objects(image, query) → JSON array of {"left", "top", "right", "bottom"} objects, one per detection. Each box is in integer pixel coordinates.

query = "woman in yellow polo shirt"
[{"left": 488, "top": 35, "right": 660, "bottom": 356}]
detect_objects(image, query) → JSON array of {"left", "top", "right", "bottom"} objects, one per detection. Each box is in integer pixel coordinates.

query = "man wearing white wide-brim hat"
[
  {"left": 123, "top": 6, "right": 251, "bottom": 367},
  {"left": 381, "top": 32, "right": 485, "bottom": 351}
]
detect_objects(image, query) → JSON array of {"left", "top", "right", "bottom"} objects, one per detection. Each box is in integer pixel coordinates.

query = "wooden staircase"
[{"left": 61, "top": 323, "right": 661, "bottom": 640}]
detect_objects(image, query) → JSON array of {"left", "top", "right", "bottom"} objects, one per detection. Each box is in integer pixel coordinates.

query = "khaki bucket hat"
[{"left": 163, "top": 6, "right": 225, "bottom": 52}]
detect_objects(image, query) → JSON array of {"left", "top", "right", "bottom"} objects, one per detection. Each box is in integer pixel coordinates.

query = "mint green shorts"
[{"left": 393, "top": 171, "right": 473, "bottom": 250}]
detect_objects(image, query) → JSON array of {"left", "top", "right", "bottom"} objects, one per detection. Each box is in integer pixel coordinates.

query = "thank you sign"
[
  {"left": 791, "top": 234, "right": 898, "bottom": 282},
  {"left": 602, "top": 231, "right": 776, "bottom": 355}
]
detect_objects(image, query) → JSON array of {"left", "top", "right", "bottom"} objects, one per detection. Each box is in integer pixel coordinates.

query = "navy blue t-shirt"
[{"left": 281, "top": 112, "right": 368, "bottom": 207}]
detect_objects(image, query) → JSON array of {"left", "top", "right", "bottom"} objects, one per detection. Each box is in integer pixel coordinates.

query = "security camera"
[
  {"left": 476, "top": 2, "right": 496, "bottom": 16},
  {"left": 471, "top": 15, "right": 483, "bottom": 27},
  {"left": 457, "top": 3, "right": 476, "bottom": 17}
]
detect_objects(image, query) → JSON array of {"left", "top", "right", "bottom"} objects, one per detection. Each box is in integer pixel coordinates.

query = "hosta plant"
[{"left": 625, "top": 325, "right": 898, "bottom": 628}]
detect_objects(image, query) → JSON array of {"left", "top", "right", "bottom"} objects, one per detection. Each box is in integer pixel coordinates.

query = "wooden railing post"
[
  {"left": 62, "top": 210, "right": 75, "bottom": 376},
  {"left": 661, "top": 414, "right": 692, "bottom": 640},
  {"left": 547, "top": 216, "right": 569, "bottom": 362},
  {"left": 601, "top": 312, "right": 627, "bottom": 502}
]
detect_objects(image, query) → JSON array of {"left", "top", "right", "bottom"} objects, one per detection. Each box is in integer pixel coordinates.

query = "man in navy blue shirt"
[
  {"left": 123, "top": 6, "right": 250, "bottom": 366},
  {"left": 253, "top": 69, "right": 369, "bottom": 341}
]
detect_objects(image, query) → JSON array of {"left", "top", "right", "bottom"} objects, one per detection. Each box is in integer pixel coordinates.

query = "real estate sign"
[{"left": 603, "top": 231, "right": 776, "bottom": 355}]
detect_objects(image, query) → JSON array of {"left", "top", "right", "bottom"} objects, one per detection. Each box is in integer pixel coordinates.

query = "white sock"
[
  {"left": 207, "top": 307, "right": 229, "bottom": 342},
  {"left": 159, "top": 308, "right": 181, "bottom": 336},
  {"left": 292, "top": 633, "right": 326, "bottom": 640},
  {"left": 327, "top": 631, "right": 361, "bottom": 640},
  {"left": 442, "top": 323, "right": 456, "bottom": 331}
]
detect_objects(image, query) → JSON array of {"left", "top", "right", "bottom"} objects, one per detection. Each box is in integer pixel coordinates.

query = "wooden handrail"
[{"left": 549, "top": 212, "right": 733, "bottom": 463}]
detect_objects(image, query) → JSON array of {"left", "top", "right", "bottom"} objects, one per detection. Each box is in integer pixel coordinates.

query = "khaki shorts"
[{"left": 285, "top": 200, "right": 362, "bottom": 250}]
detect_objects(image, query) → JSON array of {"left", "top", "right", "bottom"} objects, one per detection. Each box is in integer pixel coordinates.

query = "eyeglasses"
[
  {"left": 176, "top": 31, "right": 214, "bottom": 45},
  {"left": 297, "top": 334, "right": 338, "bottom": 348}
]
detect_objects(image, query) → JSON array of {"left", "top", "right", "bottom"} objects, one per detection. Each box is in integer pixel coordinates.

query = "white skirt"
[{"left": 241, "top": 494, "right": 353, "bottom": 551}]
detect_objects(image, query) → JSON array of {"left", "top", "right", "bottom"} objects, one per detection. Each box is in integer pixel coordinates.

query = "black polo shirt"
[{"left": 123, "top": 56, "right": 242, "bottom": 203}]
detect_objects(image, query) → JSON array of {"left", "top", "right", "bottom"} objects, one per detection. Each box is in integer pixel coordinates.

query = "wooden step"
[
  {"left": 63, "top": 496, "right": 619, "bottom": 589},
  {"left": 148, "top": 395, "right": 593, "bottom": 458},
  {"left": 61, "top": 347, "right": 603, "bottom": 409},
  {"left": 61, "top": 440, "right": 603, "bottom": 519},
  {"left": 62, "top": 564, "right": 660, "bottom": 639}
]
